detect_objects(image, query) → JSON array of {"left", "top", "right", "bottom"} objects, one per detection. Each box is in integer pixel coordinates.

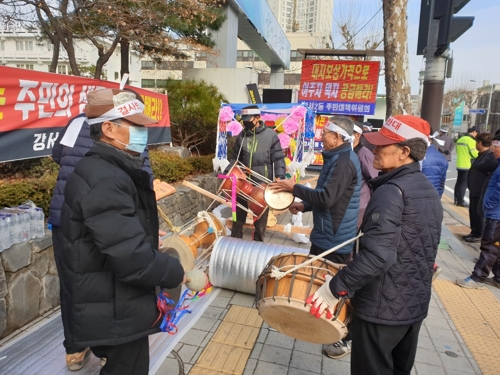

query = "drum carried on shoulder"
[
  {"left": 256, "top": 253, "right": 352, "bottom": 344},
  {"left": 218, "top": 162, "right": 294, "bottom": 218}
]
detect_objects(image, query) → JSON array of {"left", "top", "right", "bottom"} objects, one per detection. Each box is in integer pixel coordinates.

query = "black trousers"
[
  {"left": 351, "top": 317, "right": 422, "bottom": 375},
  {"left": 454, "top": 169, "right": 469, "bottom": 205},
  {"left": 310, "top": 243, "right": 352, "bottom": 264},
  {"left": 468, "top": 195, "right": 484, "bottom": 237},
  {"left": 91, "top": 337, "right": 149, "bottom": 375},
  {"left": 472, "top": 218, "right": 500, "bottom": 282},
  {"left": 231, "top": 196, "right": 269, "bottom": 242},
  {"left": 52, "top": 226, "right": 86, "bottom": 355}
]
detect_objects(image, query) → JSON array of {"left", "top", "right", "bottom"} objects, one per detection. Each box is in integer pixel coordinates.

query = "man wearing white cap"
[
  {"left": 306, "top": 115, "right": 443, "bottom": 375},
  {"left": 271, "top": 116, "right": 361, "bottom": 265},
  {"left": 436, "top": 125, "right": 454, "bottom": 162},
  {"left": 59, "top": 89, "right": 185, "bottom": 374},
  {"left": 229, "top": 105, "right": 286, "bottom": 242}
]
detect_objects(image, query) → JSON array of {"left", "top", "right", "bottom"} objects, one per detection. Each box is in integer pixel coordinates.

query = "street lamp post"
[{"left": 485, "top": 84, "right": 494, "bottom": 131}]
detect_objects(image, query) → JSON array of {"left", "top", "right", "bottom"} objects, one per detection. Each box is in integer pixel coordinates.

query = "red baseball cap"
[{"left": 363, "top": 115, "right": 431, "bottom": 146}]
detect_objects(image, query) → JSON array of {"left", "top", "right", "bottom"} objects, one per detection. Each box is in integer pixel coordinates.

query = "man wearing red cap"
[{"left": 306, "top": 115, "right": 443, "bottom": 375}]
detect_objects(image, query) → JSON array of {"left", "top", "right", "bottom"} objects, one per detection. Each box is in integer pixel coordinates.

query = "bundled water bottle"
[
  {"left": 2, "top": 214, "right": 14, "bottom": 249},
  {"left": 0, "top": 216, "right": 7, "bottom": 251},
  {"left": 0, "top": 213, "right": 16, "bottom": 247},
  {"left": 10, "top": 211, "right": 22, "bottom": 244},
  {"left": 18, "top": 205, "right": 37, "bottom": 239},
  {"left": 2, "top": 208, "right": 30, "bottom": 242},
  {"left": 34, "top": 208, "right": 45, "bottom": 238}
]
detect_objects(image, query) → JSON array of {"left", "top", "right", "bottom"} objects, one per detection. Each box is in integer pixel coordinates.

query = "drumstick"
[
  {"left": 270, "top": 232, "right": 364, "bottom": 280},
  {"left": 182, "top": 181, "right": 232, "bottom": 208}
]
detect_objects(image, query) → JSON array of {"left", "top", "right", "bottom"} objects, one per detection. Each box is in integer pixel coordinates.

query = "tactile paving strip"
[
  {"left": 433, "top": 279, "right": 500, "bottom": 375},
  {"left": 190, "top": 305, "right": 262, "bottom": 374}
]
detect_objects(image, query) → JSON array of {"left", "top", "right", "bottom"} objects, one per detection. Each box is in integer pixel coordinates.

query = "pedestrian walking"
[
  {"left": 464, "top": 133, "right": 498, "bottom": 243},
  {"left": 436, "top": 125, "right": 454, "bottom": 162},
  {"left": 454, "top": 127, "right": 479, "bottom": 207},
  {"left": 457, "top": 133, "right": 500, "bottom": 290}
]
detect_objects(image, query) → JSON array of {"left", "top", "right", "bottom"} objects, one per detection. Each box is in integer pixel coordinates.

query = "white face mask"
[{"left": 112, "top": 122, "right": 148, "bottom": 153}]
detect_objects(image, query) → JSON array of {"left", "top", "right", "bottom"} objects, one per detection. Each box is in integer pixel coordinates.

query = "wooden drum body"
[
  {"left": 162, "top": 213, "right": 225, "bottom": 272},
  {"left": 218, "top": 162, "right": 268, "bottom": 218},
  {"left": 256, "top": 253, "right": 351, "bottom": 344}
]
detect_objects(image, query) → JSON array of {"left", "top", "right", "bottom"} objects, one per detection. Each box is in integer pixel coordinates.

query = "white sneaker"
[
  {"left": 324, "top": 339, "right": 352, "bottom": 359},
  {"left": 456, "top": 277, "right": 486, "bottom": 289}
]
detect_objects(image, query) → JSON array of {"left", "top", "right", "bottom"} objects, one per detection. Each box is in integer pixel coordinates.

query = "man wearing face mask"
[
  {"left": 59, "top": 89, "right": 185, "bottom": 374},
  {"left": 228, "top": 105, "right": 286, "bottom": 241}
]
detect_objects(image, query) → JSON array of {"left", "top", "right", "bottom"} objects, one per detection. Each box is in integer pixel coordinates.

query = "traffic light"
[
  {"left": 433, "top": 0, "right": 474, "bottom": 56},
  {"left": 417, "top": 0, "right": 474, "bottom": 56}
]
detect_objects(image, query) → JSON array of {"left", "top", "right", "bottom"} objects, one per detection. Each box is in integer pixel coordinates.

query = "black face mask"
[{"left": 243, "top": 120, "right": 255, "bottom": 131}]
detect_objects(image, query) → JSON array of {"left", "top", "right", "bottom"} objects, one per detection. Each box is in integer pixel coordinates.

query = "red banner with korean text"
[
  {"left": 0, "top": 66, "right": 170, "bottom": 162},
  {"left": 299, "top": 60, "right": 380, "bottom": 116}
]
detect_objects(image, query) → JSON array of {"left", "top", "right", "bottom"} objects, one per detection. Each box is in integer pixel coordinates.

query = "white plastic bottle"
[
  {"left": 0, "top": 216, "right": 6, "bottom": 251},
  {"left": 12, "top": 212, "right": 22, "bottom": 244},
  {"left": 35, "top": 208, "right": 45, "bottom": 238},
  {"left": 18, "top": 205, "right": 36, "bottom": 239},
  {"left": 21, "top": 211, "right": 30, "bottom": 241},
  {"left": 0, "top": 213, "right": 14, "bottom": 248}
]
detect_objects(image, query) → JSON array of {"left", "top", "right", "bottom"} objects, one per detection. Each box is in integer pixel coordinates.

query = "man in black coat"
[
  {"left": 228, "top": 105, "right": 286, "bottom": 241},
  {"left": 49, "top": 90, "right": 156, "bottom": 371},
  {"left": 307, "top": 115, "right": 443, "bottom": 375},
  {"left": 464, "top": 133, "right": 498, "bottom": 242},
  {"left": 60, "top": 88, "right": 185, "bottom": 374}
]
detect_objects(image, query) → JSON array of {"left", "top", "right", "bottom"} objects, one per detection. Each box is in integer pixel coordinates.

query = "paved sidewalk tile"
[
  {"left": 254, "top": 361, "right": 288, "bottom": 375},
  {"left": 258, "top": 344, "right": 292, "bottom": 366}
]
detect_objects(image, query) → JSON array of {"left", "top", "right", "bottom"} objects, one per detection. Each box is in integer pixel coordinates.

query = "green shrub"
[
  {"left": 0, "top": 157, "right": 59, "bottom": 179},
  {"left": 149, "top": 150, "right": 194, "bottom": 182},
  {"left": 0, "top": 152, "right": 216, "bottom": 216},
  {"left": 188, "top": 154, "right": 215, "bottom": 173},
  {"left": 0, "top": 174, "right": 56, "bottom": 215}
]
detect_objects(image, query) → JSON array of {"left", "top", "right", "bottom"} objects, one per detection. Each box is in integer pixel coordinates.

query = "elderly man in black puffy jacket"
[
  {"left": 60, "top": 88, "right": 185, "bottom": 375},
  {"left": 228, "top": 105, "right": 286, "bottom": 241},
  {"left": 307, "top": 115, "right": 443, "bottom": 375},
  {"left": 49, "top": 92, "right": 155, "bottom": 371}
]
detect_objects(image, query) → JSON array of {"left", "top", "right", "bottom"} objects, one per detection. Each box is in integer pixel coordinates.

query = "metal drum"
[{"left": 209, "top": 237, "right": 308, "bottom": 294}]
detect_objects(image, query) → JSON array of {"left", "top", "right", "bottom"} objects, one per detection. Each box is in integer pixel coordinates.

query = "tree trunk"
[
  {"left": 94, "top": 52, "right": 105, "bottom": 80},
  {"left": 120, "top": 38, "right": 130, "bottom": 83},
  {"left": 49, "top": 36, "right": 60, "bottom": 73},
  {"left": 382, "top": 0, "right": 412, "bottom": 117}
]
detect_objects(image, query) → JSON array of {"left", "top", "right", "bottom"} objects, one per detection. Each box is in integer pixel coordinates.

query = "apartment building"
[
  {"left": 0, "top": 30, "right": 141, "bottom": 85},
  {"left": 267, "top": 0, "right": 334, "bottom": 36}
]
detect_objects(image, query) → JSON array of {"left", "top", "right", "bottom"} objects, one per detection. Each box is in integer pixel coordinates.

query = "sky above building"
[{"left": 332, "top": 0, "right": 500, "bottom": 95}]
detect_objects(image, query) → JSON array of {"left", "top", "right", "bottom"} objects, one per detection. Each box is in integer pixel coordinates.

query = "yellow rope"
[{"left": 157, "top": 205, "right": 181, "bottom": 234}]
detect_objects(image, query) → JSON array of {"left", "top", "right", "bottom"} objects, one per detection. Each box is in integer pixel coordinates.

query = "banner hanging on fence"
[
  {"left": 298, "top": 60, "right": 380, "bottom": 116},
  {"left": 0, "top": 66, "right": 171, "bottom": 162}
]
